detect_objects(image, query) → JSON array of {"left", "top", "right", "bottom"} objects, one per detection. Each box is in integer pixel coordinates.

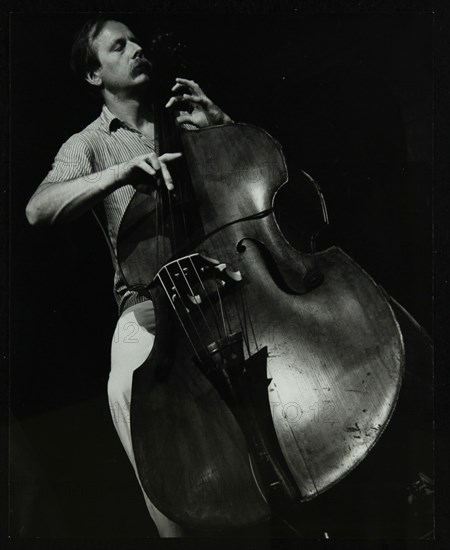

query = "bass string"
[
  {"left": 213, "top": 273, "right": 230, "bottom": 342},
  {"left": 220, "top": 281, "right": 234, "bottom": 336},
  {"left": 176, "top": 163, "right": 189, "bottom": 250},
  {"left": 155, "top": 189, "right": 161, "bottom": 268},
  {"left": 174, "top": 258, "right": 217, "bottom": 344},
  {"left": 163, "top": 264, "right": 214, "bottom": 357},
  {"left": 157, "top": 108, "right": 256, "bottom": 361},
  {"left": 156, "top": 271, "right": 202, "bottom": 360},
  {"left": 158, "top": 179, "right": 259, "bottom": 362},
  {"left": 158, "top": 128, "right": 229, "bottom": 352},
  {"left": 157, "top": 167, "right": 218, "bottom": 350},
  {"left": 159, "top": 188, "right": 166, "bottom": 265},
  {"left": 239, "top": 285, "right": 260, "bottom": 353},
  {"left": 187, "top": 255, "right": 227, "bottom": 342},
  {"left": 231, "top": 292, "right": 251, "bottom": 357},
  {"left": 167, "top": 186, "right": 177, "bottom": 253},
  {"left": 153, "top": 151, "right": 208, "bottom": 356},
  {"left": 152, "top": 62, "right": 225, "bottom": 359}
]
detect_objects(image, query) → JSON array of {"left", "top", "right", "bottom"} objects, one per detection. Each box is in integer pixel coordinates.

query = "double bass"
[{"left": 116, "top": 37, "right": 404, "bottom": 533}]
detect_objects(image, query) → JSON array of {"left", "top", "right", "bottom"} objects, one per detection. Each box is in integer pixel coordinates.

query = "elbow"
[
  {"left": 25, "top": 199, "right": 52, "bottom": 227},
  {"left": 25, "top": 200, "right": 40, "bottom": 226}
]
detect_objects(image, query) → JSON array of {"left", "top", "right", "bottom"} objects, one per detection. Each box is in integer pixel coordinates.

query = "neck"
[{"left": 103, "top": 89, "right": 153, "bottom": 130}]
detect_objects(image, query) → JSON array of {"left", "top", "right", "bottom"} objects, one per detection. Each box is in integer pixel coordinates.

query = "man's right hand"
[
  {"left": 117, "top": 152, "right": 183, "bottom": 193},
  {"left": 26, "top": 151, "right": 183, "bottom": 226}
]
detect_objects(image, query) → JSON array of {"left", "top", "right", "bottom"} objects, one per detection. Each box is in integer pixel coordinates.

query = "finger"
[
  {"left": 172, "top": 77, "right": 200, "bottom": 92},
  {"left": 171, "top": 83, "right": 201, "bottom": 97},
  {"left": 167, "top": 94, "right": 209, "bottom": 111},
  {"left": 171, "top": 82, "right": 184, "bottom": 92},
  {"left": 158, "top": 161, "right": 174, "bottom": 191},
  {"left": 182, "top": 93, "right": 209, "bottom": 106},
  {"left": 158, "top": 152, "right": 183, "bottom": 162},
  {"left": 165, "top": 95, "right": 185, "bottom": 108},
  {"left": 145, "top": 154, "right": 161, "bottom": 171},
  {"left": 138, "top": 152, "right": 158, "bottom": 165},
  {"left": 136, "top": 160, "right": 156, "bottom": 177}
]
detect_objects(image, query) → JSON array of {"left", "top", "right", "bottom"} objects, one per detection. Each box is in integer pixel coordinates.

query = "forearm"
[{"left": 26, "top": 165, "right": 123, "bottom": 226}]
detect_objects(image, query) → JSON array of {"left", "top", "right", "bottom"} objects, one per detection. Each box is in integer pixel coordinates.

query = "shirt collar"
[
  {"left": 99, "top": 105, "right": 156, "bottom": 149},
  {"left": 100, "top": 104, "right": 126, "bottom": 134}
]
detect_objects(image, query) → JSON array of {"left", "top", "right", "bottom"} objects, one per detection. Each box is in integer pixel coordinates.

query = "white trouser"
[
  {"left": 108, "top": 300, "right": 186, "bottom": 537},
  {"left": 108, "top": 300, "right": 272, "bottom": 538}
]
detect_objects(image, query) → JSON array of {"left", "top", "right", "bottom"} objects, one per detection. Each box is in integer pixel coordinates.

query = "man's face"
[{"left": 89, "top": 21, "right": 152, "bottom": 94}]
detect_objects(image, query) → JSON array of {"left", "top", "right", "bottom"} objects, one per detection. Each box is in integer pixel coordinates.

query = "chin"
[
  {"left": 139, "top": 75, "right": 151, "bottom": 89},
  {"left": 134, "top": 72, "right": 151, "bottom": 85}
]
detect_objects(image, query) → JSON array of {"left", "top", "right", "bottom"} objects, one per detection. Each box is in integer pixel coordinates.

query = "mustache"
[{"left": 131, "top": 57, "right": 152, "bottom": 76}]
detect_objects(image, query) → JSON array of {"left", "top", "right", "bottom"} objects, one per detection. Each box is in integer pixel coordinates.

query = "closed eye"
[{"left": 111, "top": 38, "right": 126, "bottom": 51}]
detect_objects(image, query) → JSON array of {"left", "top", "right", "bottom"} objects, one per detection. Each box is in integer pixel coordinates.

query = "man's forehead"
[{"left": 94, "top": 21, "right": 135, "bottom": 46}]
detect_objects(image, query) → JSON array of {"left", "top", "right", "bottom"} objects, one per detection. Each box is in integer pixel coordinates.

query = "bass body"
[{"left": 117, "top": 123, "right": 404, "bottom": 530}]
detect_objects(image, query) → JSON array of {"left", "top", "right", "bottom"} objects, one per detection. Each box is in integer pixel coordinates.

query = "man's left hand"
[{"left": 165, "top": 78, "right": 233, "bottom": 128}]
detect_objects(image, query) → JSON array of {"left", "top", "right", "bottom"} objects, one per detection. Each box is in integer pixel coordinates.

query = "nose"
[{"left": 131, "top": 41, "right": 144, "bottom": 59}]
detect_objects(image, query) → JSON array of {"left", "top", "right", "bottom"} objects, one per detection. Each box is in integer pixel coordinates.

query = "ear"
[{"left": 85, "top": 69, "right": 102, "bottom": 87}]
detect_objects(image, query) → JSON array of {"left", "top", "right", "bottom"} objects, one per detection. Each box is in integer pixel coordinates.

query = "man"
[
  {"left": 25, "top": 17, "right": 236, "bottom": 537},
  {"left": 25, "top": 16, "right": 434, "bottom": 541}
]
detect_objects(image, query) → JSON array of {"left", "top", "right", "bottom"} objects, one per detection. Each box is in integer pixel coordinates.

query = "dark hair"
[{"left": 70, "top": 17, "right": 111, "bottom": 83}]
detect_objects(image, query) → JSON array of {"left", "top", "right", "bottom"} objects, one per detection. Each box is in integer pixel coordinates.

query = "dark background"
[{"left": 9, "top": 11, "right": 433, "bottom": 539}]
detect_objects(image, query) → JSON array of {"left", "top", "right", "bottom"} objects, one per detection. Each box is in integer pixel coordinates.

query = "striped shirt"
[{"left": 42, "top": 104, "right": 157, "bottom": 315}]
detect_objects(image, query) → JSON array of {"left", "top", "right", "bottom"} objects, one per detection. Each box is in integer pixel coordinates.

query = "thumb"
[
  {"left": 176, "top": 113, "right": 200, "bottom": 127},
  {"left": 159, "top": 152, "right": 183, "bottom": 162}
]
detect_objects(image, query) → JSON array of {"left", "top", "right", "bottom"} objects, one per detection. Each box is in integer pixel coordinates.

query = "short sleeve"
[{"left": 42, "top": 133, "right": 94, "bottom": 184}]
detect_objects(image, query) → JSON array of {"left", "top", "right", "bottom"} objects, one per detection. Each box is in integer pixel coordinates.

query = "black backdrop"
[{"left": 10, "top": 11, "right": 432, "bottom": 539}]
